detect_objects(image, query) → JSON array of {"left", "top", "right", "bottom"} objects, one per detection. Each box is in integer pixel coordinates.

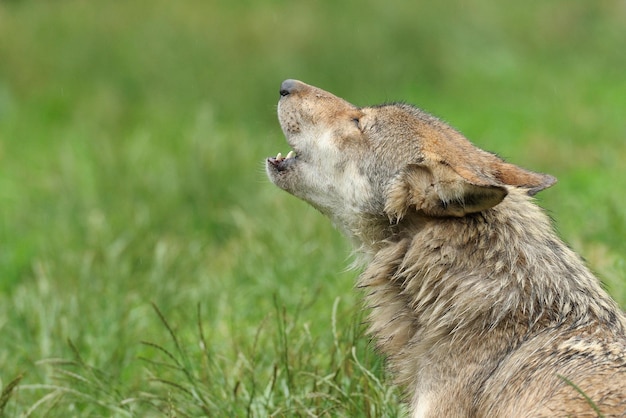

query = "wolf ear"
[
  {"left": 385, "top": 157, "right": 556, "bottom": 219},
  {"left": 490, "top": 160, "right": 557, "bottom": 197}
]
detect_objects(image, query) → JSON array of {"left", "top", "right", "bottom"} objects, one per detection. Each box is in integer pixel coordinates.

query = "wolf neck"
[{"left": 354, "top": 189, "right": 623, "bottom": 393}]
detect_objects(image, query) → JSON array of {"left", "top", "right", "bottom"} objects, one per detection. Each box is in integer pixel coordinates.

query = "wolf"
[{"left": 265, "top": 79, "right": 626, "bottom": 417}]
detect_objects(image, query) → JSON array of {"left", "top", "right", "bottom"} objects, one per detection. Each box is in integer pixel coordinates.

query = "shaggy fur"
[{"left": 266, "top": 79, "right": 626, "bottom": 417}]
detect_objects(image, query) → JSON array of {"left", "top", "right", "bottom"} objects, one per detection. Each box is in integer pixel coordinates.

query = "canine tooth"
[
  {"left": 286, "top": 150, "right": 295, "bottom": 159},
  {"left": 276, "top": 152, "right": 283, "bottom": 160}
]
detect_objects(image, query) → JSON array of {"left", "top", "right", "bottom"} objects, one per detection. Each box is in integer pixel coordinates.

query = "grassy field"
[{"left": 0, "top": 1, "right": 625, "bottom": 416}]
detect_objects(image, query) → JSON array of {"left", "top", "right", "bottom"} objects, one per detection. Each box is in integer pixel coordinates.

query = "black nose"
[{"left": 279, "top": 79, "right": 298, "bottom": 97}]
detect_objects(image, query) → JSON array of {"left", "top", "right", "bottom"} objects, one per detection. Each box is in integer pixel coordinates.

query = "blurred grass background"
[{"left": 0, "top": 0, "right": 625, "bottom": 415}]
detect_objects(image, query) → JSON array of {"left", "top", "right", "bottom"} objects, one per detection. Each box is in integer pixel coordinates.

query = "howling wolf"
[{"left": 266, "top": 79, "right": 626, "bottom": 417}]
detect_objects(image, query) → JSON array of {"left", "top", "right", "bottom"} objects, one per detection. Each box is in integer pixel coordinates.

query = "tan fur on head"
[{"left": 266, "top": 79, "right": 626, "bottom": 417}]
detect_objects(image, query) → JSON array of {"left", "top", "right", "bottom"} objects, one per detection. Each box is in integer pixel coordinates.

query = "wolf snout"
[{"left": 279, "top": 79, "right": 303, "bottom": 97}]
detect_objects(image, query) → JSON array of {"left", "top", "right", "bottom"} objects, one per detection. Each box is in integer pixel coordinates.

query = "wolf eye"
[{"left": 352, "top": 117, "right": 361, "bottom": 128}]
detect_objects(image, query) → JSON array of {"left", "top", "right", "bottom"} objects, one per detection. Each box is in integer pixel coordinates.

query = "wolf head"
[{"left": 266, "top": 79, "right": 556, "bottom": 232}]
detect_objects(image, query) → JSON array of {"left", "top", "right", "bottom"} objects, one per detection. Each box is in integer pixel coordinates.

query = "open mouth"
[{"left": 267, "top": 150, "right": 297, "bottom": 172}]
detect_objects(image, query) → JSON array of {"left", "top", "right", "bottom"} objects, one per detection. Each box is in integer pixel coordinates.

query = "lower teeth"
[{"left": 275, "top": 151, "right": 296, "bottom": 162}]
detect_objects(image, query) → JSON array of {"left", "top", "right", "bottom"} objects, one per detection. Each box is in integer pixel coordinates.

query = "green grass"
[{"left": 0, "top": 0, "right": 625, "bottom": 416}]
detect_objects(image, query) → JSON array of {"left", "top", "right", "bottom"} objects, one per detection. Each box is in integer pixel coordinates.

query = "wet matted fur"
[{"left": 266, "top": 79, "right": 626, "bottom": 417}]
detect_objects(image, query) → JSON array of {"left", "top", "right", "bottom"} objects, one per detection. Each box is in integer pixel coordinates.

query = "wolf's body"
[{"left": 266, "top": 79, "right": 626, "bottom": 417}]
